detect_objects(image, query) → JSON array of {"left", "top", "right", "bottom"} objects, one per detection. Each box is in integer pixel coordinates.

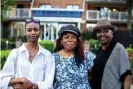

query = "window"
[
  {"left": 55, "top": 6, "right": 60, "bottom": 8},
  {"left": 67, "top": 5, "right": 79, "bottom": 9},
  {"left": 39, "top": 4, "right": 51, "bottom": 8}
]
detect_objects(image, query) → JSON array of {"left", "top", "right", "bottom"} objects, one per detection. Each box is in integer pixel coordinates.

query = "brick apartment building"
[
  {"left": 1, "top": 0, "right": 133, "bottom": 42},
  {"left": 2, "top": 0, "right": 31, "bottom": 39},
  {"left": 2, "top": 0, "right": 85, "bottom": 41},
  {"left": 85, "top": 0, "right": 133, "bottom": 47},
  {"left": 85, "top": 0, "right": 133, "bottom": 31}
]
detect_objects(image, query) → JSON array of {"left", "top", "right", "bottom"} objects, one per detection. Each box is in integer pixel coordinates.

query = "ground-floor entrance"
[
  {"left": 40, "top": 22, "right": 77, "bottom": 41},
  {"left": 8, "top": 21, "right": 78, "bottom": 41}
]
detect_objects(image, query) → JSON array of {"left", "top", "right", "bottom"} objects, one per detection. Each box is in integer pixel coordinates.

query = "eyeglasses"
[
  {"left": 96, "top": 29, "right": 110, "bottom": 34},
  {"left": 25, "top": 19, "right": 40, "bottom": 24}
]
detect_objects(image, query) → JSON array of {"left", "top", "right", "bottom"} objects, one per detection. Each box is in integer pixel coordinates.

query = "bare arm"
[
  {"left": 124, "top": 75, "right": 132, "bottom": 89},
  {"left": 88, "top": 67, "right": 93, "bottom": 81}
]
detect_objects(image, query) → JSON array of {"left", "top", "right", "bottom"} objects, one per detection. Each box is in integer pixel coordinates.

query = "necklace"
[
  {"left": 29, "top": 51, "right": 37, "bottom": 57},
  {"left": 25, "top": 43, "right": 39, "bottom": 58}
]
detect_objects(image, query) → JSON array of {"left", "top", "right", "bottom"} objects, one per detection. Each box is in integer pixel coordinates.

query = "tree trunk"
[
  {"left": 1, "top": 22, "right": 3, "bottom": 38},
  {"left": 127, "top": 0, "right": 133, "bottom": 31}
]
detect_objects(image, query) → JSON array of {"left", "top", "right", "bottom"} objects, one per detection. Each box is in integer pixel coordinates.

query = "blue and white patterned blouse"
[{"left": 53, "top": 51, "right": 95, "bottom": 89}]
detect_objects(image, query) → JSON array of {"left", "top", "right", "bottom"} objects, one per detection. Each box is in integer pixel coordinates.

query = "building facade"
[
  {"left": 85, "top": 0, "right": 133, "bottom": 31},
  {"left": 2, "top": 0, "right": 133, "bottom": 42},
  {"left": 2, "top": 0, "right": 31, "bottom": 39},
  {"left": 31, "top": 0, "right": 85, "bottom": 41},
  {"left": 3, "top": 0, "right": 85, "bottom": 41}
]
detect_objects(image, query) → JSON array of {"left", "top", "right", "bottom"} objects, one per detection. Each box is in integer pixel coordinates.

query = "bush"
[
  {"left": 1, "top": 39, "right": 15, "bottom": 50},
  {"left": 39, "top": 40, "right": 54, "bottom": 53},
  {"left": 1, "top": 39, "right": 7, "bottom": 49},
  {"left": 126, "top": 45, "right": 133, "bottom": 70},
  {"left": 0, "top": 40, "right": 54, "bottom": 69},
  {"left": 89, "top": 39, "right": 100, "bottom": 54},
  {"left": 81, "top": 30, "right": 94, "bottom": 42},
  {"left": 0, "top": 50, "right": 11, "bottom": 69}
]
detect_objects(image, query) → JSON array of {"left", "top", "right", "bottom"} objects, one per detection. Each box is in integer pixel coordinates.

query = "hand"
[
  {"left": 124, "top": 75, "right": 131, "bottom": 89},
  {"left": 31, "top": 84, "right": 39, "bottom": 89},
  {"left": 12, "top": 83, "right": 26, "bottom": 89},
  {"left": 20, "top": 77, "right": 33, "bottom": 89}
]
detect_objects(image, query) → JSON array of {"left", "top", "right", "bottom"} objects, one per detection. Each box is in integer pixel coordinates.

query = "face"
[
  {"left": 61, "top": 33, "right": 78, "bottom": 51},
  {"left": 25, "top": 22, "right": 40, "bottom": 42},
  {"left": 96, "top": 28, "right": 113, "bottom": 45}
]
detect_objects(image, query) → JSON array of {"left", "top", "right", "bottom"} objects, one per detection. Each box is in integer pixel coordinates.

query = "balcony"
[
  {"left": 14, "top": 0, "right": 32, "bottom": 2},
  {"left": 6, "top": 8, "right": 31, "bottom": 19},
  {"left": 86, "top": 0, "right": 126, "bottom": 3},
  {"left": 31, "top": 8, "right": 83, "bottom": 18},
  {"left": 86, "top": 0, "right": 127, "bottom": 6},
  {"left": 86, "top": 10, "right": 129, "bottom": 23}
]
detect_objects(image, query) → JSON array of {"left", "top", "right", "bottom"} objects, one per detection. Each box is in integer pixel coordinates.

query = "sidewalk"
[{"left": 131, "top": 85, "right": 133, "bottom": 89}]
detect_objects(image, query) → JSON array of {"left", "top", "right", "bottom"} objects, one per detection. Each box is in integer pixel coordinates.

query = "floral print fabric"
[{"left": 53, "top": 51, "right": 95, "bottom": 89}]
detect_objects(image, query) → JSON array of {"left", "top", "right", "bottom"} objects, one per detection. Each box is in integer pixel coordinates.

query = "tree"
[
  {"left": 1, "top": 0, "right": 14, "bottom": 21},
  {"left": 126, "top": 0, "right": 133, "bottom": 31},
  {"left": 126, "top": 0, "right": 133, "bottom": 46}
]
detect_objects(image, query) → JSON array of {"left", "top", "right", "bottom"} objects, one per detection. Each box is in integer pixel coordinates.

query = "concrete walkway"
[{"left": 131, "top": 85, "right": 133, "bottom": 89}]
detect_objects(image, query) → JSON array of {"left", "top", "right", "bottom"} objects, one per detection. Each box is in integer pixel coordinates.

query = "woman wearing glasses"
[
  {"left": 53, "top": 25, "right": 95, "bottom": 89},
  {"left": 0, "top": 19, "right": 55, "bottom": 89}
]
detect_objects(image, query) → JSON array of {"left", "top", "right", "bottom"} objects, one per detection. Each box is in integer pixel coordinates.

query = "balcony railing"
[
  {"left": 31, "top": 8, "right": 83, "bottom": 18},
  {"left": 6, "top": 8, "right": 31, "bottom": 19},
  {"left": 86, "top": 10, "right": 128, "bottom": 22},
  {"left": 14, "top": 0, "right": 31, "bottom": 1},
  {"left": 86, "top": 0, "right": 126, "bottom": 3}
]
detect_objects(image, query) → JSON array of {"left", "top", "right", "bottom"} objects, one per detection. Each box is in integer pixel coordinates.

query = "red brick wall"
[
  {"left": 33, "top": 0, "right": 83, "bottom": 8},
  {"left": 15, "top": 2, "right": 31, "bottom": 8}
]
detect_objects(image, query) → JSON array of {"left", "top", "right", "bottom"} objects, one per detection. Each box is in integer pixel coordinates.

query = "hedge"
[
  {"left": 39, "top": 40, "right": 54, "bottom": 53},
  {"left": 1, "top": 39, "right": 15, "bottom": 50},
  {"left": 126, "top": 45, "right": 133, "bottom": 70},
  {"left": 0, "top": 50, "right": 11, "bottom": 69},
  {"left": 0, "top": 40, "right": 54, "bottom": 69},
  {"left": 1, "top": 40, "right": 133, "bottom": 71}
]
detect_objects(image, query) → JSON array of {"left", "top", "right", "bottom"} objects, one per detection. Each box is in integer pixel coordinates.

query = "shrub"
[
  {"left": 0, "top": 40, "right": 54, "bottom": 69},
  {"left": 1, "top": 39, "right": 7, "bottom": 49},
  {"left": 126, "top": 45, "right": 133, "bottom": 70},
  {"left": 1, "top": 39, "right": 15, "bottom": 50},
  {"left": 81, "top": 30, "right": 94, "bottom": 42},
  {"left": 39, "top": 40, "right": 54, "bottom": 53},
  {"left": 89, "top": 39, "right": 100, "bottom": 54},
  {"left": 0, "top": 50, "right": 11, "bottom": 69}
]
